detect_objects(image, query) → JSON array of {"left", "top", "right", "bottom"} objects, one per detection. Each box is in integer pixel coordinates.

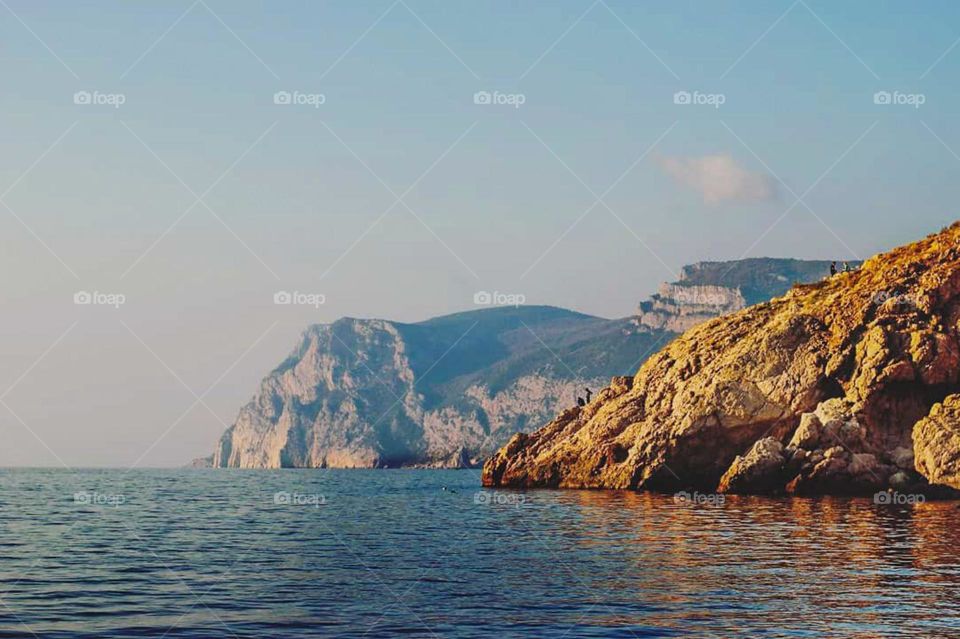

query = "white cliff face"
[
  {"left": 214, "top": 320, "right": 423, "bottom": 468},
  {"left": 633, "top": 258, "right": 849, "bottom": 334},
  {"left": 211, "top": 307, "right": 637, "bottom": 469},
  {"left": 635, "top": 283, "right": 746, "bottom": 333}
]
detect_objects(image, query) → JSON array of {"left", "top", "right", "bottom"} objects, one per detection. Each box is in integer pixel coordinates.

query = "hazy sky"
[{"left": 2, "top": 1, "right": 959, "bottom": 466}]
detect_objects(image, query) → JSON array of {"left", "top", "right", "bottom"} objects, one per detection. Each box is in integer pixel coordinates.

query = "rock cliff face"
[
  {"left": 677, "top": 258, "right": 856, "bottom": 305},
  {"left": 635, "top": 283, "right": 746, "bottom": 333},
  {"left": 212, "top": 258, "right": 848, "bottom": 470},
  {"left": 212, "top": 306, "right": 666, "bottom": 468},
  {"left": 634, "top": 258, "right": 851, "bottom": 333},
  {"left": 483, "top": 225, "right": 960, "bottom": 496}
]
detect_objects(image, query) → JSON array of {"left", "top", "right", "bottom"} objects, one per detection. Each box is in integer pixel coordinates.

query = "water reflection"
[
  {"left": 0, "top": 469, "right": 957, "bottom": 638},
  {"left": 539, "top": 489, "right": 960, "bottom": 637}
]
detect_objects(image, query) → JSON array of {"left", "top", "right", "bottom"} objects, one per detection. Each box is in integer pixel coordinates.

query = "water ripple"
[{"left": 0, "top": 469, "right": 958, "bottom": 637}]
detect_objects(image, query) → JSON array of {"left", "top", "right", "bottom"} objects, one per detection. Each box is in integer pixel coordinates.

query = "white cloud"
[{"left": 659, "top": 154, "right": 777, "bottom": 205}]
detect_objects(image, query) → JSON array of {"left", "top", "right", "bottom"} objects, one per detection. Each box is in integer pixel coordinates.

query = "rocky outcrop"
[
  {"left": 483, "top": 224, "right": 960, "bottom": 496},
  {"left": 186, "top": 455, "right": 213, "bottom": 468},
  {"left": 717, "top": 437, "right": 786, "bottom": 493},
  {"left": 716, "top": 399, "right": 914, "bottom": 495},
  {"left": 913, "top": 395, "right": 960, "bottom": 489}
]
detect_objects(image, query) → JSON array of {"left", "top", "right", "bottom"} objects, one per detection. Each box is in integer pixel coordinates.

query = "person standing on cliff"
[
  {"left": 830, "top": 261, "right": 837, "bottom": 277},
  {"left": 585, "top": 388, "right": 593, "bottom": 403},
  {"left": 843, "top": 261, "right": 851, "bottom": 272}
]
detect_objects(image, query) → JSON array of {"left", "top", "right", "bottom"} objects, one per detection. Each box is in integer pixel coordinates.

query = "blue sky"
[{"left": 2, "top": 1, "right": 959, "bottom": 465}]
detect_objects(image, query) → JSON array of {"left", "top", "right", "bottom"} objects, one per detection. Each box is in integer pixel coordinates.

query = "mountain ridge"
[
  {"left": 212, "top": 304, "right": 655, "bottom": 468},
  {"left": 209, "top": 258, "right": 851, "bottom": 469}
]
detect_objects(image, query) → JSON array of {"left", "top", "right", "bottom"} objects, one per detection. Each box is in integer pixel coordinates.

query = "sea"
[{"left": 1, "top": 468, "right": 958, "bottom": 638}]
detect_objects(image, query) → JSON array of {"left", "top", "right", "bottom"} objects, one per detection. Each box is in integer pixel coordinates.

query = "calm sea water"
[{"left": 1, "top": 469, "right": 958, "bottom": 638}]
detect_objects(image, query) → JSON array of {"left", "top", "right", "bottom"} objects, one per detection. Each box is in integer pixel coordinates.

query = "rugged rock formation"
[
  {"left": 483, "top": 224, "right": 960, "bottom": 496},
  {"left": 913, "top": 395, "right": 960, "bottom": 489},
  {"left": 211, "top": 258, "right": 857, "bottom": 470},
  {"left": 633, "top": 258, "right": 853, "bottom": 333},
  {"left": 212, "top": 306, "right": 666, "bottom": 468}
]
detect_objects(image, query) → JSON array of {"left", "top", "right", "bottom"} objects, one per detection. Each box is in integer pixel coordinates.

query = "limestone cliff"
[
  {"left": 634, "top": 258, "right": 852, "bottom": 333},
  {"left": 212, "top": 306, "right": 665, "bottom": 468},
  {"left": 635, "top": 283, "right": 746, "bottom": 333},
  {"left": 483, "top": 224, "right": 960, "bottom": 496}
]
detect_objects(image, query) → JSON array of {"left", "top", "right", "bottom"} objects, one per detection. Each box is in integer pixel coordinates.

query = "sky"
[{"left": 2, "top": 0, "right": 960, "bottom": 467}]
